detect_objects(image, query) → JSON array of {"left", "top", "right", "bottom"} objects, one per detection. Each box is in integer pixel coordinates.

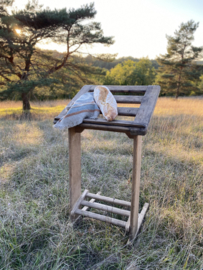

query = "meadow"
[{"left": 0, "top": 98, "right": 203, "bottom": 270}]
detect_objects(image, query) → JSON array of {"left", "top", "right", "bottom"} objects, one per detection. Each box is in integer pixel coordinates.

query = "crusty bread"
[{"left": 94, "top": 85, "right": 118, "bottom": 121}]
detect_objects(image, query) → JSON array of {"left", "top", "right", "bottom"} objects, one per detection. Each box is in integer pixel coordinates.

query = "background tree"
[
  {"left": 84, "top": 55, "right": 159, "bottom": 70},
  {"left": 156, "top": 20, "right": 203, "bottom": 98},
  {"left": 104, "top": 58, "right": 156, "bottom": 85},
  {"left": 0, "top": 0, "right": 113, "bottom": 109}
]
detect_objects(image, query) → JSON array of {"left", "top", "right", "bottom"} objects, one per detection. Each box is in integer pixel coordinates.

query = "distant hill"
[
  {"left": 83, "top": 55, "right": 160, "bottom": 70},
  {"left": 41, "top": 49, "right": 159, "bottom": 70}
]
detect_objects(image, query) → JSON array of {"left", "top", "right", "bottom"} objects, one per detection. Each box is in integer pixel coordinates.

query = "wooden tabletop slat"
[
  {"left": 83, "top": 118, "right": 145, "bottom": 128},
  {"left": 77, "top": 123, "right": 147, "bottom": 136},
  {"left": 133, "top": 85, "right": 160, "bottom": 128},
  {"left": 114, "top": 95, "right": 142, "bottom": 104},
  {"left": 89, "top": 85, "right": 147, "bottom": 93},
  {"left": 117, "top": 107, "right": 138, "bottom": 116},
  {"left": 79, "top": 123, "right": 130, "bottom": 132}
]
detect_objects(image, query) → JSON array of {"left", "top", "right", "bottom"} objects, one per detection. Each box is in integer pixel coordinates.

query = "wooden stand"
[
  {"left": 69, "top": 130, "right": 149, "bottom": 240},
  {"left": 55, "top": 85, "right": 160, "bottom": 241}
]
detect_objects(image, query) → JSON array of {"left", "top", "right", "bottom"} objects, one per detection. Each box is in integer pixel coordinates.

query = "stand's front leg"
[
  {"left": 130, "top": 135, "right": 142, "bottom": 240},
  {"left": 68, "top": 127, "right": 81, "bottom": 220}
]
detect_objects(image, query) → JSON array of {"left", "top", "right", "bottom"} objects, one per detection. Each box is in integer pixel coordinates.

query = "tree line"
[{"left": 0, "top": 1, "right": 203, "bottom": 111}]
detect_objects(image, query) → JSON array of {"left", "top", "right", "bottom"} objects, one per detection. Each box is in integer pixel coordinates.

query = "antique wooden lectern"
[{"left": 65, "top": 85, "right": 160, "bottom": 240}]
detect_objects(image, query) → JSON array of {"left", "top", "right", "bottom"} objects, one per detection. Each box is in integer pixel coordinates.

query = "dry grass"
[
  {"left": 0, "top": 97, "right": 203, "bottom": 269},
  {"left": 0, "top": 100, "right": 71, "bottom": 121},
  {"left": 155, "top": 97, "right": 203, "bottom": 116},
  {"left": 0, "top": 100, "right": 70, "bottom": 109}
]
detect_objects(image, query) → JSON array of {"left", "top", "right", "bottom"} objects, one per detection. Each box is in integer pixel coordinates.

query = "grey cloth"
[{"left": 53, "top": 92, "right": 100, "bottom": 129}]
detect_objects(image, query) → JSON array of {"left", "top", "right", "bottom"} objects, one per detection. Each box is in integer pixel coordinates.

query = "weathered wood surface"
[
  {"left": 130, "top": 136, "right": 142, "bottom": 240},
  {"left": 56, "top": 84, "right": 160, "bottom": 136},
  {"left": 97, "top": 107, "right": 139, "bottom": 117},
  {"left": 75, "top": 209, "right": 126, "bottom": 227},
  {"left": 81, "top": 200, "right": 130, "bottom": 216},
  {"left": 114, "top": 95, "right": 142, "bottom": 104},
  {"left": 86, "top": 192, "right": 131, "bottom": 207},
  {"left": 81, "top": 191, "right": 101, "bottom": 212},
  {"left": 128, "top": 202, "right": 149, "bottom": 242},
  {"left": 137, "top": 203, "right": 149, "bottom": 232},
  {"left": 117, "top": 107, "right": 138, "bottom": 116},
  {"left": 83, "top": 118, "right": 145, "bottom": 128},
  {"left": 69, "top": 127, "right": 81, "bottom": 218},
  {"left": 133, "top": 85, "right": 160, "bottom": 128},
  {"left": 76, "top": 124, "right": 147, "bottom": 136},
  {"left": 79, "top": 123, "right": 130, "bottom": 132},
  {"left": 72, "top": 191, "right": 101, "bottom": 226},
  {"left": 78, "top": 85, "right": 159, "bottom": 135},
  {"left": 89, "top": 85, "right": 147, "bottom": 92},
  {"left": 71, "top": 189, "right": 88, "bottom": 215},
  {"left": 125, "top": 215, "right": 131, "bottom": 232}
]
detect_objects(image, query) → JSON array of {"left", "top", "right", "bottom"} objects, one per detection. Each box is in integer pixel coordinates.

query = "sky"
[{"left": 10, "top": 0, "right": 203, "bottom": 59}]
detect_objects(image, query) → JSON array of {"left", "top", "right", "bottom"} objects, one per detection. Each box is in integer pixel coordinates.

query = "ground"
[{"left": 0, "top": 98, "right": 203, "bottom": 269}]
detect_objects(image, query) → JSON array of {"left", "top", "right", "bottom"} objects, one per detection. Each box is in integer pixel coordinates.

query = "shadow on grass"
[{"left": 0, "top": 109, "right": 59, "bottom": 122}]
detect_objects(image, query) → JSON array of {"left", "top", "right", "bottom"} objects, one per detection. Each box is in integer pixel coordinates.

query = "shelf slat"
[
  {"left": 117, "top": 107, "right": 138, "bottom": 116},
  {"left": 75, "top": 209, "right": 127, "bottom": 228},
  {"left": 132, "top": 85, "right": 160, "bottom": 127},
  {"left": 114, "top": 95, "right": 142, "bottom": 104},
  {"left": 83, "top": 118, "right": 145, "bottom": 128},
  {"left": 81, "top": 200, "right": 130, "bottom": 216},
  {"left": 89, "top": 85, "right": 147, "bottom": 92},
  {"left": 86, "top": 192, "right": 131, "bottom": 207}
]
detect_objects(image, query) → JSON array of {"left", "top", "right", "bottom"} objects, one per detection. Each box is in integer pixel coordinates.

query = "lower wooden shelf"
[{"left": 71, "top": 189, "right": 149, "bottom": 236}]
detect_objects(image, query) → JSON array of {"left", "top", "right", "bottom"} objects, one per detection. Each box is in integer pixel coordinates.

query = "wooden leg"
[
  {"left": 130, "top": 135, "right": 142, "bottom": 240},
  {"left": 68, "top": 127, "right": 81, "bottom": 219}
]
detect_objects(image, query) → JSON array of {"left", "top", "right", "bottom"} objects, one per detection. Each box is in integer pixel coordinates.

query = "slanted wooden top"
[{"left": 64, "top": 85, "right": 160, "bottom": 137}]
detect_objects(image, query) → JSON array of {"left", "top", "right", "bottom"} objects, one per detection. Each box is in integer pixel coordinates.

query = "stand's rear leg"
[{"left": 130, "top": 135, "right": 142, "bottom": 240}]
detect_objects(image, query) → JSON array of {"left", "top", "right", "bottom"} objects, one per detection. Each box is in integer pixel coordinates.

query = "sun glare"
[{"left": 15, "top": 29, "right": 21, "bottom": 35}]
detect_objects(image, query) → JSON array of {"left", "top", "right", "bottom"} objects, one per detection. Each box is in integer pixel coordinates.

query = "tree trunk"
[{"left": 22, "top": 93, "right": 31, "bottom": 110}]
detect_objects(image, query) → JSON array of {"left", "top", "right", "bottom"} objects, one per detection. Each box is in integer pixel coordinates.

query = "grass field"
[{"left": 0, "top": 98, "right": 203, "bottom": 270}]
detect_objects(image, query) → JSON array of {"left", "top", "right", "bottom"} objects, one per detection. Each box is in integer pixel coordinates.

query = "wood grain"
[
  {"left": 89, "top": 85, "right": 147, "bottom": 92},
  {"left": 129, "top": 202, "right": 149, "bottom": 242},
  {"left": 114, "top": 95, "right": 142, "bottom": 104},
  {"left": 81, "top": 191, "right": 101, "bottom": 212},
  {"left": 117, "top": 107, "right": 138, "bottom": 116},
  {"left": 75, "top": 209, "right": 126, "bottom": 227},
  {"left": 71, "top": 189, "right": 88, "bottom": 215},
  {"left": 77, "top": 123, "right": 147, "bottom": 136},
  {"left": 68, "top": 127, "right": 81, "bottom": 219},
  {"left": 80, "top": 200, "right": 130, "bottom": 216},
  {"left": 86, "top": 192, "right": 131, "bottom": 207},
  {"left": 130, "top": 136, "right": 142, "bottom": 240},
  {"left": 55, "top": 85, "right": 160, "bottom": 136},
  {"left": 83, "top": 118, "right": 145, "bottom": 128},
  {"left": 133, "top": 85, "right": 160, "bottom": 128}
]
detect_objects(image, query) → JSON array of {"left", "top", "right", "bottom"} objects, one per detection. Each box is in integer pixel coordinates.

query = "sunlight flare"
[{"left": 15, "top": 29, "right": 21, "bottom": 35}]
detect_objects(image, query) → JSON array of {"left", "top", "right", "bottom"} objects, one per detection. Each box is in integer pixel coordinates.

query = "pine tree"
[
  {"left": 0, "top": 0, "right": 113, "bottom": 109},
  {"left": 156, "top": 20, "right": 203, "bottom": 98}
]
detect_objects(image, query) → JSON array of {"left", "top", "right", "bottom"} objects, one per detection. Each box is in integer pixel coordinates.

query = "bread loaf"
[{"left": 94, "top": 85, "right": 118, "bottom": 121}]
